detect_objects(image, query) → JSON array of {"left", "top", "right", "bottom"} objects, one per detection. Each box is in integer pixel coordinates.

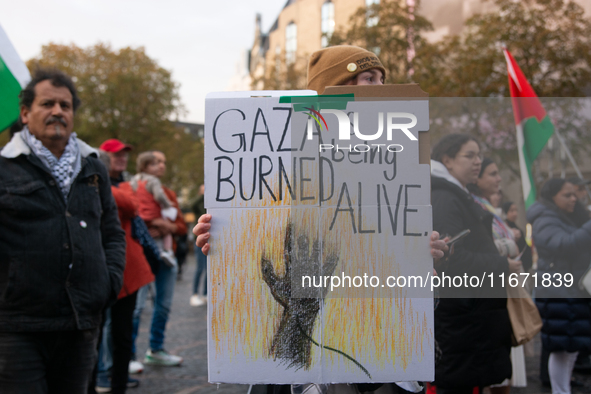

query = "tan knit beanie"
[{"left": 307, "top": 45, "right": 386, "bottom": 94}]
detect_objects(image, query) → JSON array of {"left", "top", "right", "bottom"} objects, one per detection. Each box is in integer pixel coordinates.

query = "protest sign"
[{"left": 205, "top": 86, "right": 433, "bottom": 384}]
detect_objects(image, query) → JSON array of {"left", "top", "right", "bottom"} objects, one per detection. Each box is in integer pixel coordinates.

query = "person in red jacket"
[
  {"left": 98, "top": 139, "right": 155, "bottom": 393},
  {"left": 112, "top": 182, "right": 156, "bottom": 299}
]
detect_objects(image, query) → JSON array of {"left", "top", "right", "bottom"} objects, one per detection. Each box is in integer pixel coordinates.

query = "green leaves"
[
  {"left": 328, "top": 0, "right": 591, "bottom": 176},
  {"left": 425, "top": 0, "right": 591, "bottom": 97},
  {"left": 329, "top": 0, "right": 434, "bottom": 84}
]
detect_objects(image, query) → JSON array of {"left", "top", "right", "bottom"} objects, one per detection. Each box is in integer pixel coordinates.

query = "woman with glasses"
[{"left": 430, "top": 134, "right": 521, "bottom": 394}]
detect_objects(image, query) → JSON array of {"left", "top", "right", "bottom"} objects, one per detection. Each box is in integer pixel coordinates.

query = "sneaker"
[
  {"left": 95, "top": 373, "right": 112, "bottom": 393},
  {"left": 129, "top": 360, "right": 144, "bottom": 374},
  {"left": 127, "top": 377, "right": 140, "bottom": 388},
  {"left": 160, "top": 250, "right": 177, "bottom": 268},
  {"left": 190, "top": 294, "right": 206, "bottom": 307},
  {"left": 144, "top": 349, "right": 183, "bottom": 366}
]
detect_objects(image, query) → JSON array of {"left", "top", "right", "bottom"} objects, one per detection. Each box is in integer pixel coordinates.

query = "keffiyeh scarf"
[
  {"left": 22, "top": 126, "right": 82, "bottom": 200},
  {"left": 472, "top": 194, "right": 514, "bottom": 240}
]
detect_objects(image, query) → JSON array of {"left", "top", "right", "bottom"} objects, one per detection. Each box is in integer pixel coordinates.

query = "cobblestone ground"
[
  {"left": 131, "top": 255, "right": 248, "bottom": 394},
  {"left": 131, "top": 255, "right": 591, "bottom": 394}
]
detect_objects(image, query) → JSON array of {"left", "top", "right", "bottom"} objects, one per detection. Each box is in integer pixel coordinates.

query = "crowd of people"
[
  {"left": 0, "top": 69, "right": 193, "bottom": 394},
  {"left": 1, "top": 44, "right": 590, "bottom": 394}
]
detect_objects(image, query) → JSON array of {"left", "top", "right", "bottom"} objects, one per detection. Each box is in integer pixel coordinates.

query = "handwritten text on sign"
[{"left": 205, "top": 96, "right": 430, "bottom": 238}]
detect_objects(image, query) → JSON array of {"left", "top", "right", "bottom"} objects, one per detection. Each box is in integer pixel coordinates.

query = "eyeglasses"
[{"left": 459, "top": 152, "right": 483, "bottom": 162}]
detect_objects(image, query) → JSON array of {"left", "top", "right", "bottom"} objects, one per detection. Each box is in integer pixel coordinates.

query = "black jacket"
[
  {"left": 0, "top": 133, "right": 126, "bottom": 332},
  {"left": 527, "top": 200, "right": 591, "bottom": 352},
  {"left": 431, "top": 175, "right": 512, "bottom": 389}
]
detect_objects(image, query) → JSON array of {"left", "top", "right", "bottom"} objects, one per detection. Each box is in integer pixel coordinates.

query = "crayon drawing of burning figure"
[
  {"left": 261, "top": 219, "right": 373, "bottom": 378},
  {"left": 208, "top": 207, "right": 433, "bottom": 383}
]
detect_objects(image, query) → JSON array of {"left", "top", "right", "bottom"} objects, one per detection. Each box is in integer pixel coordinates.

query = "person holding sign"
[
  {"left": 431, "top": 134, "right": 522, "bottom": 393},
  {"left": 195, "top": 46, "right": 448, "bottom": 394},
  {"left": 195, "top": 44, "right": 447, "bottom": 265}
]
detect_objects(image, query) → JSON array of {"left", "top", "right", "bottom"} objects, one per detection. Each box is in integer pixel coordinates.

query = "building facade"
[
  {"left": 249, "top": 0, "right": 367, "bottom": 90},
  {"left": 243, "top": 0, "right": 591, "bottom": 90}
]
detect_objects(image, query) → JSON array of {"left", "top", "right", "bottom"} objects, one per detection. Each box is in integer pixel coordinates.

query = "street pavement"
[
  {"left": 131, "top": 255, "right": 248, "bottom": 394},
  {"left": 511, "top": 337, "right": 591, "bottom": 394},
  {"left": 131, "top": 255, "right": 591, "bottom": 394}
]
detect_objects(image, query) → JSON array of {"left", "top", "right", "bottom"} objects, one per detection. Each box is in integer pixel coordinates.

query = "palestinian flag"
[
  {"left": 0, "top": 24, "right": 31, "bottom": 133},
  {"left": 503, "top": 48, "right": 554, "bottom": 209}
]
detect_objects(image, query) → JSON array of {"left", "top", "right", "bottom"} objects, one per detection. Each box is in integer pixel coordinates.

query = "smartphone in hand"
[{"left": 445, "top": 229, "right": 471, "bottom": 247}]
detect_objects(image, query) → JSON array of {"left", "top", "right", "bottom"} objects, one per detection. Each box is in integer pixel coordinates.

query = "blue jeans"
[
  {"left": 193, "top": 247, "right": 207, "bottom": 296},
  {"left": 132, "top": 260, "right": 177, "bottom": 353}
]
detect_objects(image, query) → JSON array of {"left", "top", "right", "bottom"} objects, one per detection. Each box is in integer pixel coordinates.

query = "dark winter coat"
[
  {"left": 527, "top": 200, "right": 591, "bottom": 352},
  {"left": 0, "top": 132, "right": 126, "bottom": 332},
  {"left": 431, "top": 175, "right": 512, "bottom": 389}
]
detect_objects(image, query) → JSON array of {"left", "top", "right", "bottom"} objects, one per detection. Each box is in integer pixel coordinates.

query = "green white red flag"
[
  {"left": 503, "top": 48, "right": 554, "bottom": 209},
  {"left": 0, "top": 24, "right": 31, "bottom": 133}
]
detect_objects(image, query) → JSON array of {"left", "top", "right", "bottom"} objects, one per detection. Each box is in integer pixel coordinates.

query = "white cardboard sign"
[{"left": 205, "top": 89, "right": 433, "bottom": 384}]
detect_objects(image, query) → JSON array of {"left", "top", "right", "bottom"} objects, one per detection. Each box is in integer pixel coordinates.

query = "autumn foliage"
[{"left": 25, "top": 43, "right": 203, "bottom": 201}]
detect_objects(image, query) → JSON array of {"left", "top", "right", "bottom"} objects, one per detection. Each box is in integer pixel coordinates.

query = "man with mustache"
[{"left": 0, "top": 69, "right": 126, "bottom": 393}]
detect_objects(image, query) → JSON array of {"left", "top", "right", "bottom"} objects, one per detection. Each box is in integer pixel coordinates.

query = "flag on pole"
[
  {"left": 0, "top": 24, "right": 31, "bottom": 133},
  {"left": 503, "top": 48, "right": 554, "bottom": 209}
]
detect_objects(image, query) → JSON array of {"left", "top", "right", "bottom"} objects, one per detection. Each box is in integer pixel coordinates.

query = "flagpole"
[{"left": 552, "top": 127, "right": 591, "bottom": 199}]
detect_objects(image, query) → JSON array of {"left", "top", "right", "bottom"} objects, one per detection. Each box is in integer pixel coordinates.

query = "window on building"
[
  {"left": 285, "top": 22, "right": 297, "bottom": 64},
  {"left": 366, "top": 0, "right": 379, "bottom": 27},
  {"left": 275, "top": 45, "right": 281, "bottom": 70},
  {"left": 321, "top": 1, "right": 335, "bottom": 47},
  {"left": 275, "top": 45, "right": 281, "bottom": 84}
]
